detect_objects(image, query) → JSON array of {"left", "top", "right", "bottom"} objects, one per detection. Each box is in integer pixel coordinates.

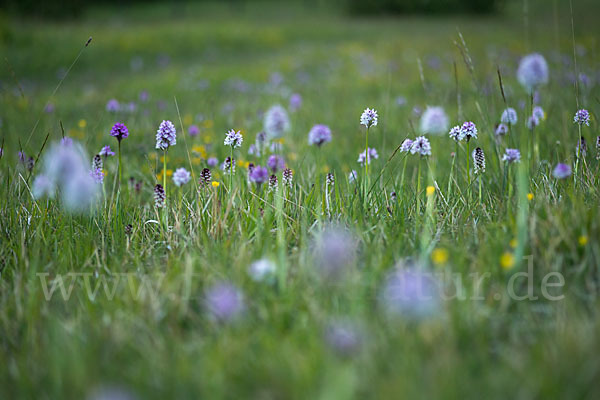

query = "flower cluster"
[
  {"left": 282, "top": 168, "right": 293, "bottom": 188},
  {"left": 472, "top": 147, "right": 486, "bottom": 174},
  {"left": 419, "top": 106, "right": 448, "bottom": 135},
  {"left": 110, "top": 122, "right": 129, "bottom": 142},
  {"left": 172, "top": 168, "right": 191, "bottom": 186},
  {"left": 410, "top": 136, "right": 431, "bottom": 156},
  {"left": 154, "top": 184, "right": 165, "bottom": 208},
  {"left": 264, "top": 105, "right": 291, "bottom": 139},
  {"left": 224, "top": 129, "right": 243, "bottom": 148},
  {"left": 500, "top": 108, "right": 518, "bottom": 125},
  {"left": 308, "top": 124, "right": 332, "bottom": 146},
  {"left": 156, "top": 120, "right": 176, "bottom": 150},
  {"left": 360, "top": 108, "right": 378, "bottom": 128},
  {"left": 573, "top": 109, "right": 590, "bottom": 126},
  {"left": 502, "top": 148, "right": 521, "bottom": 163},
  {"left": 357, "top": 148, "right": 379, "bottom": 165},
  {"left": 517, "top": 53, "right": 549, "bottom": 91}
]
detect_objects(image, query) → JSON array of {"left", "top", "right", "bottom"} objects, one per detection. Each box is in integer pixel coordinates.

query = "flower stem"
[
  {"left": 117, "top": 140, "right": 122, "bottom": 188},
  {"left": 364, "top": 127, "right": 369, "bottom": 208},
  {"left": 230, "top": 145, "right": 234, "bottom": 194}
]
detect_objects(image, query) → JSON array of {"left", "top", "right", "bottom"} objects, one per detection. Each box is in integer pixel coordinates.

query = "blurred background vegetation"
[{"left": 1, "top": 0, "right": 504, "bottom": 18}]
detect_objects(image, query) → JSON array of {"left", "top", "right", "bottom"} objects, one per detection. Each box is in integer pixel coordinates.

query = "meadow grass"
[{"left": 1, "top": 1, "right": 600, "bottom": 398}]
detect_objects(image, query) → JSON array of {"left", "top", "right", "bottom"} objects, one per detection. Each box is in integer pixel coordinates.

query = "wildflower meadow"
[{"left": 1, "top": 0, "right": 600, "bottom": 398}]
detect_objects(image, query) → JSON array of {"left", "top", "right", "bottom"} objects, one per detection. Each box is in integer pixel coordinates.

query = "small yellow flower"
[
  {"left": 289, "top": 152, "right": 298, "bottom": 161},
  {"left": 578, "top": 235, "right": 588, "bottom": 246},
  {"left": 211, "top": 181, "right": 220, "bottom": 187},
  {"left": 183, "top": 114, "right": 193, "bottom": 125},
  {"left": 500, "top": 252, "right": 515, "bottom": 270},
  {"left": 78, "top": 119, "right": 87, "bottom": 129},
  {"left": 527, "top": 193, "right": 534, "bottom": 201},
  {"left": 431, "top": 248, "right": 449, "bottom": 265},
  {"left": 160, "top": 155, "right": 170, "bottom": 163},
  {"left": 237, "top": 159, "right": 245, "bottom": 167},
  {"left": 203, "top": 120, "right": 214, "bottom": 129},
  {"left": 322, "top": 165, "right": 330, "bottom": 173},
  {"left": 148, "top": 153, "right": 157, "bottom": 160},
  {"left": 426, "top": 186, "right": 435, "bottom": 196},
  {"left": 244, "top": 161, "right": 250, "bottom": 168},
  {"left": 191, "top": 157, "right": 202, "bottom": 165},
  {"left": 509, "top": 239, "right": 517, "bottom": 249}
]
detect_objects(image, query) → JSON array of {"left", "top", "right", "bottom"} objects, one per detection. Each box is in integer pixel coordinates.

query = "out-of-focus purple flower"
[
  {"left": 357, "top": 148, "right": 379, "bottom": 165},
  {"left": 172, "top": 167, "right": 191, "bottom": 186},
  {"left": 495, "top": 123, "right": 509, "bottom": 136},
  {"left": 264, "top": 105, "right": 291, "bottom": 139},
  {"left": 207, "top": 157, "right": 218, "bottom": 168},
  {"left": 99, "top": 146, "right": 115, "bottom": 157},
  {"left": 324, "top": 320, "right": 362, "bottom": 358},
  {"left": 596, "top": 136, "right": 600, "bottom": 160},
  {"left": 35, "top": 142, "right": 99, "bottom": 213},
  {"left": 289, "top": 93, "right": 302, "bottom": 111},
  {"left": 360, "top": 107, "right": 378, "bottom": 128},
  {"left": 188, "top": 125, "right": 200, "bottom": 137},
  {"left": 18, "top": 151, "right": 26, "bottom": 163},
  {"left": 460, "top": 121, "right": 478, "bottom": 141},
  {"left": 308, "top": 124, "right": 332, "bottom": 146},
  {"left": 311, "top": 226, "right": 357, "bottom": 279},
  {"left": 448, "top": 126, "right": 461, "bottom": 141},
  {"left": 156, "top": 120, "right": 176, "bottom": 150},
  {"left": 61, "top": 137, "right": 73, "bottom": 147},
  {"left": 139, "top": 90, "right": 149, "bottom": 102},
  {"left": 44, "top": 103, "right": 55, "bottom": 113},
  {"left": 154, "top": 184, "right": 165, "bottom": 208},
  {"left": 410, "top": 136, "right": 431, "bottom": 156},
  {"left": 33, "top": 174, "right": 55, "bottom": 199},
  {"left": 205, "top": 282, "right": 244, "bottom": 323},
  {"left": 249, "top": 165, "right": 269, "bottom": 185},
  {"left": 552, "top": 163, "right": 572, "bottom": 179},
  {"left": 269, "top": 72, "right": 284, "bottom": 86},
  {"left": 517, "top": 53, "right": 549, "bottom": 91},
  {"left": 106, "top": 99, "right": 120, "bottom": 112},
  {"left": 400, "top": 138, "right": 413, "bottom": 152},
  {"left": 412, "top": 106, "right": 423, "bottom": 118},
  {"left": 532, "top": 106, "right": 545, "bottom": 121},
  {"left": 248, "top": 144, "right": 260, "bottom": 156},
  {"left": 419, "top": 106, "right": 448, "bottom": 135},
  {"left": 110, "top": 122, "right": 129, "bottom": 142},
  {"left": 379, "top": 267, "right": 441, "bottom": 319},
  {"left": 267, "top": 154, "right": 285, "bottom": 173},
  {"left": 502, "top": 148, "right": 521, "bottom": 163},
  {"left": 395, "top": 96, "right": 407, "bottom": 106},
  {"left": 501, "top": 107, "right": 518, "bottom": 125},
  {"left": 526, "top": 115, "right": 539, "bottom": 130},
  {"left": 248, "top": 258, "right": 276, "bottom": 282},
  {"left": 224, "top": 129, "right": 243, "bottom": 148},
  {"left": 0, "top": 147, "right": 3, "bottom": 158},
  {"left": 573, "top": 109, "right": 590, "bottom": 126}
]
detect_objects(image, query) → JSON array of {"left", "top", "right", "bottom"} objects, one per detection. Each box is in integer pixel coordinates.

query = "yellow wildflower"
[
  {"left": 500, "top": 252, "right": 515, "bottom": 270},
  {"left": 431, "top": 248, "right": 449, "bottom": 265}
]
